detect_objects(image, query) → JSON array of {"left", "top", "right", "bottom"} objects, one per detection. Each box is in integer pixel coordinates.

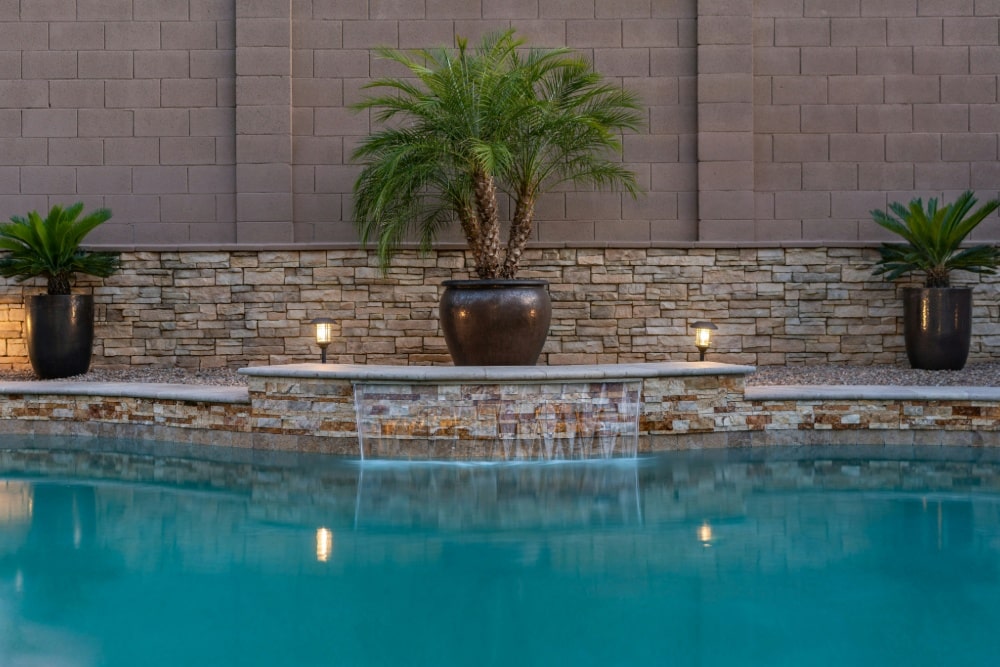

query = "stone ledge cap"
[
  {"left": 747, "top": 385, "right": 1000, "bottom": 402},
  {"left": 239, "top": 361, "right": 757, "bottom": 383}
]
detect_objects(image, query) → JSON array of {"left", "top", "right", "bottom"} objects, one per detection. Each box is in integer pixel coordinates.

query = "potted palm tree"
[
  {"left": 352, "top": 30, "right": 643, "bottom": 365},
  {"left": 0, "top": 203, "right": 119, "bottom": 378},
  {"left": 870, "top": 190, "right": 1000, "bottom": 370}
]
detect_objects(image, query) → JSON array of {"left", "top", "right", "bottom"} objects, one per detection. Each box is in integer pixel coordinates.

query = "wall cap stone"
[
  {"left": 239, "top": 361, "right": 757, "bottom": 383},
  {"left": 0, "top": 381, "right": 249, "bottom": 404},
  {"left": 747, "top": 384, "right": 1000, "bottom": 402},
  {"left": 83, "top": 240, "right": 889, "bottom": 252}
]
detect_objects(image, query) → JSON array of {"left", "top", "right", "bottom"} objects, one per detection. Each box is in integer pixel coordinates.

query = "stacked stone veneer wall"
[
  {"left": 242, "top": 371, "right": 751, "bottom": 458},
  {"left": 3, "top": 372, "right": 1000, "bottom": 454},
  {"left": 354, "top": 381, "right": 642, "bottom": 458},
  {"left": 244, "top": 372, "right": 1000, "bottom": 454},
  {"left": 2, "top": 246, "right": 999, "bottom": 371},
  {"left": 0, "top": 393, "right": 250, "bottom": 447}
]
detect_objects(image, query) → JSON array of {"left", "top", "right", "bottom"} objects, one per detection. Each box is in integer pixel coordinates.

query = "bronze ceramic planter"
[
  {"left": 25, "top": 294, "right": 95, "bottom": 379},
  {"left": 902, "top": 287, "right": 972, "bottom": 371},
  {"left": 439, "top": 280, "right": 552, "bottom": 366}
]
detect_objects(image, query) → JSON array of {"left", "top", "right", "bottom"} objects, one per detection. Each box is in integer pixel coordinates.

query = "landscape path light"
[
  {"left": 311, "top": 317, "right": 334, "bottom": 363},
  {"left": 691, "top": 321, "right": 718, "bottom": 361}
]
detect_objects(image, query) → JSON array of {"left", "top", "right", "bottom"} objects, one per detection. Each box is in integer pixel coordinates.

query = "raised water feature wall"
[
  {"left": 243, "top": 362, "right": 752, "bottom": 458},
  {"left": 354, "top": 381, "right": 643, "bottom": 459}
]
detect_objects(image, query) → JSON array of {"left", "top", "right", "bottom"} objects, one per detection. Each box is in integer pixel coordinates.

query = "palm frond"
[
  {"left": 870, "top": 191, "right": 1000, "bottom": 286},
  {"left": 0, "top": 203, "right": 118, "bottom": 294},
  {"left": 352, "top": 29, "right": 645, "bottom": 277}
]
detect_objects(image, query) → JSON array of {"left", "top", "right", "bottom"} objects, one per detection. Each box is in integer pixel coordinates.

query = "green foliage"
[
  {"left": 0, "top": 202, "right": 120, "bottom": 295},
  {"left": 871, "top": 190, "right": 1000, "bottom": 288},
  {"left": 352, "top": 29, "right": 644, "bottom": 278}
]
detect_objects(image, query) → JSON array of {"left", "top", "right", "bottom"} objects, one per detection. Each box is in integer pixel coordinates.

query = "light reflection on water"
[{"left": 0, "top": 439, "right": 998, "bottom": 666}]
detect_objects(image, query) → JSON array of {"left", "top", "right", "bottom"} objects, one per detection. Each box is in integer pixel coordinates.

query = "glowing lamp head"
[
  {"left": 691, "top": 321, "right": 718, "bottom": 361},
  {"left": 310, "top": 317, "right": 335, "bottom": 363}
]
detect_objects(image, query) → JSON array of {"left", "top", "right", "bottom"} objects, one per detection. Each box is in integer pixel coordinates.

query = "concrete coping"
[
  {"left": 238, "top": 361, "right": 758, "bottom": 383},
  {"left": 746, "top": 384, "right": 1000, "bottom": 402},
  {"left": 0, "top": 381, "right": 250, "bottom": 404}
]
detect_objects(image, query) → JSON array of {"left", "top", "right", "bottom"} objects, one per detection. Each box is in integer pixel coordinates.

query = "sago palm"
[
  {"left": 352, "top": 30, "right": 643, "bottom": 279},
  {"left": 871, "top": 191, "right": 1000, "bottom": 287},
  {"left": 0, "top": 202, "right": 120, "bottom": 295}
]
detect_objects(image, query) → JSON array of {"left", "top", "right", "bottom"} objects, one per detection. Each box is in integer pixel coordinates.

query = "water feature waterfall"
[{"left": 353, "top": 380, "right": 643, "bottom": 461}]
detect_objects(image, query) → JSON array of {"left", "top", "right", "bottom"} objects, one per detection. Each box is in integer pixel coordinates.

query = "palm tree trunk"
[
  {"left": 47, "top": 273, "right": 71, "bottom": 295},
  {"left": 927, "top": 266, "right": 950, "bottom": 287},
  {"left": 473, "top": 170, "right": 502, "bottom": 279},
  {"left": 500, "top": 193, "right": 535, "bottom": 278},
  {"left": 458, "top": 205, "right": 487, "bottom": 277}
]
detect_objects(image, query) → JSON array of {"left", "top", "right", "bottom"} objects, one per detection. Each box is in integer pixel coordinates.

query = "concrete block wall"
[
  {"left": 754, "top": 0, "right": 1000, "bottom": 242},
  {"left": 0, "top": 1, "right": 996, "bottom": 247},
  {"left": 0, "top": 0, "right": 237, "bottom": 245},
  {"left": 0, "top": 1, "right": 699, "bottom": 246},
  {"left": 290, "top": 0, "right": 699, "bottom": 244}
]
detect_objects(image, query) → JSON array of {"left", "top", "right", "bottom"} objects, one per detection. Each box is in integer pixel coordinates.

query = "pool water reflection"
[{"left": 0, "top": 439, "right": 998, "bottom": 666}]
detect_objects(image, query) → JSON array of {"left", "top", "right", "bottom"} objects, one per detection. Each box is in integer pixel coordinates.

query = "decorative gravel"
[
  {"left": 0, "top": 367, "right": 249, "bottom": 386},
  {"left": 747, "top": 362, "right": 1000, "bottom": 387},
  {"left": 0, "top": 363, "right": 998, "bottom": 388}
]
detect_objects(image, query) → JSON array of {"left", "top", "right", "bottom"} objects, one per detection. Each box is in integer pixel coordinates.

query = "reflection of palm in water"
[{"left": 29, "top": 484, "right": 97, "bottom": 550}]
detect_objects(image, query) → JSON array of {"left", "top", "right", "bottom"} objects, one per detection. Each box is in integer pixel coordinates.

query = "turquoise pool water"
[{"left": 0, "top": 441, "right": 999, "bottom": 666}]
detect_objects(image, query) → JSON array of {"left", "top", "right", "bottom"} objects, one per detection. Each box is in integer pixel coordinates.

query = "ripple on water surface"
[{"left": 0, "top": 438, "right": 998, "bottom": 667}]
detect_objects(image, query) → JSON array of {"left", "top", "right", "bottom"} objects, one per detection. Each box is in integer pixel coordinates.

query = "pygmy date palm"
[
  {"left": 352, "top": 30, "right": 643, "bottom": 279},
  {"left": 870, "top": 191, "right": 1000, "bottom": 287},
  {"left": 0, "top": 202, "right": 120, "bottom": 295}
]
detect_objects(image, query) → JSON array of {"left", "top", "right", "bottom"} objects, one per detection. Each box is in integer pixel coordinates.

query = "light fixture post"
[
  {"left": 691, "top": 321, "right": 718, "bottom": 361},
  {"left": 311, "top": 317, "right": 334, "bottom": 364}
]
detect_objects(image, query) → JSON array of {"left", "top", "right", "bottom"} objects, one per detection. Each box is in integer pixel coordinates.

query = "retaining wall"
[
  {"left": 3, "top": 247, "right": 1000, "bottom": 370},
  {"left": 3, "top": 363, "right": 1000, "bottom": 457}
]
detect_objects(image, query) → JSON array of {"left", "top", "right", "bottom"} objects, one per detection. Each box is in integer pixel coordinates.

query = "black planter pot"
[
  {"left": 902, "top": 287, "right": 972, "bottom": 371},
  {"left": 25, "top": 294, "right": 95, "bottom": 379},
  {"left": 439, "top": 279, "right": 552, "bottom": 366}
]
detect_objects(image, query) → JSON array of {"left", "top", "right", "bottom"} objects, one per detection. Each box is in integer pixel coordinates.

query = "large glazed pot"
[
  {"left": 25, "top": 294, "right": 95, "bottom": 379},
  {"left": 439, "top": 280, "right": 552, "bottom": 366},
  {"left": 902, "top": 287, "right": 971, "bottom": 371}
]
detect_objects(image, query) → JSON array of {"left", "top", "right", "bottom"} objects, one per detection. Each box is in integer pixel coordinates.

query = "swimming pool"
[{"left": 0, "top": 438, "right": 998, "bottom": 666}]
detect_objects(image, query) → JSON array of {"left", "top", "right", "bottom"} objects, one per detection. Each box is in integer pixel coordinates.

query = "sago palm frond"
[
  {"left": 871, "top": 191, "right": 1000, "bottom": 287},
  {"left": 0, "top": 203, "right": 119, "bottom": 295}
]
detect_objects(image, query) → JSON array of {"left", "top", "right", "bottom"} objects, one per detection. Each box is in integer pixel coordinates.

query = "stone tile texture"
[
  {"left": 4, "top": 368, "right": 1000, "bottom": 456},
  {"left": 0, "top": 247, "right": 995, "bottom": 371}
]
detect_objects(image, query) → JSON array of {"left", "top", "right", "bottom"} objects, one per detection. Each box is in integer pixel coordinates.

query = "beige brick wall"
[
  {"left": 0, "top": 1, "right": 995, "bottom": 247},
  {"left": 0, "top": 0, "right": 237, "bottom": 245},
  {"left": 754, "top": 0, "right": 1000, "bottom": 243},
  {"left": 290, "top": 0, "right": 699, "bottom": 244},
  {"left": 0, "top": 247, "right": 997, "bottom": 370},
  {"left": 0, "top": 1, "right": 699, "bottom": 247}
]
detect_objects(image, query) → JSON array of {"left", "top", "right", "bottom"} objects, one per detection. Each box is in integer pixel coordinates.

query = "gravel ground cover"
[
  {"left": 0, "top": 363, "right": 998, "bottom": 387},
  {"left": 0, "top": 367, "right": 248, "bottom": 386},
  {"left": 747, "top": 362, "right": 1000, "bottom": 387}
]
